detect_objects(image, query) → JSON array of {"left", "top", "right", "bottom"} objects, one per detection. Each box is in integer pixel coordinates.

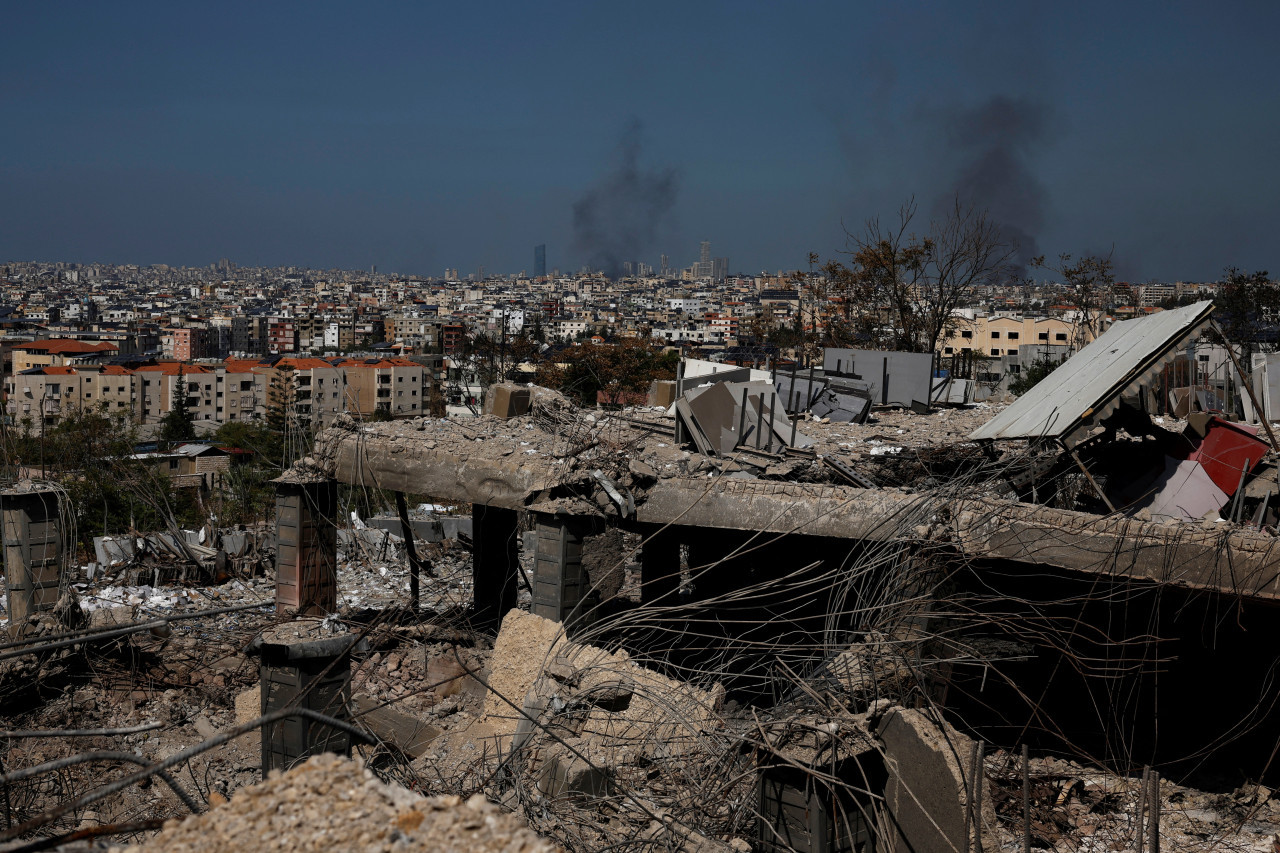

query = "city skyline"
[{"left": 2, "top": 2, "right": 1278, "bottom": 281}]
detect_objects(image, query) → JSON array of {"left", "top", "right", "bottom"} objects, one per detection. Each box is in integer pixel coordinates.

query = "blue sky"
[{"left": 3, "top": 1, "right": 1277, "bottom": 280}]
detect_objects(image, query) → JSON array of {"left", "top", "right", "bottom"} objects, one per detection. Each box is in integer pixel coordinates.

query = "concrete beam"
[
  {"left": 314, "top": 426, "right": 562, "bottom": 508},
  {"left": 952, "top": 497, "right": 1280, "bottom": 601},
  {"left": 640, "top": 480, "right": 1280, "bottom": 602},
  {"left": 311, "top": 424, "right": 1280, "bottom": 603},
  {"left": 636, "top": 479, "right": 932, "bottom": 541}
]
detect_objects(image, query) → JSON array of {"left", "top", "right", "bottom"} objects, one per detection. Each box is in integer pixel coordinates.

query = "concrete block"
[
  {"left": 484, "top": 383, "right": 531, "bottom": 418},
  {"left": 537, "top": 748, "right": 614, "bottom": 798},
  {"left": 648, "top": 379, "right": 677, "bottom": 408},
  {"left": 368, "top": 517, "right": 445, "bottom": 543},
  {"left": 350, "top": 695, "right": 441, "bottom": 758},
  {"left": 93, "top": 536, "right": 135, "bottom": 566},
  {"left": 440, "top": 517, "right": 473, "bottom": 540},
  {"left": 877, "top": 708, "right": 989, "bottom": 853}
]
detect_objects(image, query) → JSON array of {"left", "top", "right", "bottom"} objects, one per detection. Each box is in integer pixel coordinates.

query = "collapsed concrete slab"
[
  {"left": 877, "top": 708, "right": 995, "bottom": 853},
  {"left": 480, "top": 609, "right": 725, "bottom": 756},
  {"left": 307, "top": 408, "right": 1280, "bottom": 606}
]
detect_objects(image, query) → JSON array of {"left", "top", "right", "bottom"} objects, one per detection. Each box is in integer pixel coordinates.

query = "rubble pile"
[
  {"left": 10, "top": 316, "right": 1280, "bottom": 852},
  {"left": 982, "top": 751, "right": 1280, "bottom": 853},
  {"left": 118, "top": 753, "right": 561, "bottom": 853}
]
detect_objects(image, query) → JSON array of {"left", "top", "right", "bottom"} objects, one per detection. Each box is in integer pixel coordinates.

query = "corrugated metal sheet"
[{"left": 969, "top": 301, "right": 1215, "bottom": 445}]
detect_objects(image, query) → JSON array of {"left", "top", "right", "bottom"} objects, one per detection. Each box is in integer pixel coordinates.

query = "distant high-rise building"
[
  {"left": 660, "top": 254, "right": 669, "bottom": 276},
  {"left": 534, "top": 244, "right": 546, "bottom": 278},
  {"left": 694, "top": 240, "right": 714, "bottom": 279},
  {"left": 623, "top": 261, "right": 634, "bottom": 276},
  {"left": 713, "top": 257, "right": 729, "bottom": 282}
]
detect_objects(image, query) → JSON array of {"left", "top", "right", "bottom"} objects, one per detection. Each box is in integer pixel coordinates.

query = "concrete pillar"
[
  {"left": 472, "top": 504, "right": 519, "bottom": 629},
  {"left": 532, "top": 514, "right": 592, "bottom": 625},
  {"left": 274, "top": 476, "right": 337, "bottom": 615},
  {"left": 1, "top": 484, "right": 64, "bottom": 636},
  {"left": 254, "top": 620, "right": 360, "bottom": 775},
  {"left": 639, "top": 525, "right": 681, "bottom": 605}
]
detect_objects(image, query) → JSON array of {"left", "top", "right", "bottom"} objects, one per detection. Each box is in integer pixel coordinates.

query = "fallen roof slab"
[
  {"left": 308, "top": 407, "right": 1280, "bottom": 603},
  {"left": 969, "top": 300, "right": 1215, "bottom": 446}
]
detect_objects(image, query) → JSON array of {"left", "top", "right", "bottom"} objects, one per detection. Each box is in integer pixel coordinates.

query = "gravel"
[{"left": 117, "top": 752, "right": 561, "bottom": 853}]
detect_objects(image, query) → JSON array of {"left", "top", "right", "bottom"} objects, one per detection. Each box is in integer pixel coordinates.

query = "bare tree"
[
  {"left": 822, "top": 197, "right": 1015, "bottom": 353},
  {"left": 1031, "top": 251, "right": 1115, "bottom": 350}
]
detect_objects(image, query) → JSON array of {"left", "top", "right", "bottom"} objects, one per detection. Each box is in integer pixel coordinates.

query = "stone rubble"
[{"left": 115, "top": 752, "right": 561, "bottom": 853}]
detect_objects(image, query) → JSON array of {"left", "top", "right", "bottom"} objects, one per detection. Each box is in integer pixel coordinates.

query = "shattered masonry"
[{"left": 6, "top": 302, "right": 1280, "bottom": 852}]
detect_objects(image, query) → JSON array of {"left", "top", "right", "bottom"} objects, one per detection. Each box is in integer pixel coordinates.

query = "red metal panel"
[{"left": 1189, "top": 417, "right": 1269, "bottom": 495}]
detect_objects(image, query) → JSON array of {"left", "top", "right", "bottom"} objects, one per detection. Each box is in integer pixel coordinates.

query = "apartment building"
[
  {"left": 10, "top": 339, "right": 119, "bottom": 372},
  {"left": 5, "top": 365, "right": 137, "bottom": 426},
  {"left": 338, "top": 357, "right": 426, "bottom": 418},
  {"left": 941, "top": 314, "right": 1100, "bottom": 358},
  {"left": 135, "top": 363, "right": 221, "bottom": 424},
  {"left": 6, "top": 354, "right": 436, "bottom": 434}
]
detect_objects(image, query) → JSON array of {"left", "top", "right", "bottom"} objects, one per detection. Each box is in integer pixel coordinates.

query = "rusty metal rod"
[
  {"left": 964, "top": 741, "right": 977, "bottom": 853},
  {"left": 5, "top": 817, "right": 169, "bottom": 853},
  {"left": 0, "top": 708, "right": 375, "bottom": 843},
  {"left": 1021, "top": 744, "right": 1031, "bottom": 853},
  {"left": 1149, "top": 769, "right": 1160, "bottom": 853},
  {"left": 974, "top": 740, "right": 985, "bottom": 853},
  {"left": 0, "top": 751, "right": 199, "bottom": 813}
]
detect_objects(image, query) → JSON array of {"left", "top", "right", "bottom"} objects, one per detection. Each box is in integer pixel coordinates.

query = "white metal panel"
[{"left": 969, "top": 301, "right": 1215, "bottom": 445}]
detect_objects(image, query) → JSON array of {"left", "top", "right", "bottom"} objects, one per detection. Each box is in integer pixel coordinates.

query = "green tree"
[
  {"left": 1212, "top": 267, "right": 1278, "bottom": 360},
  {"left": 1009, "top": 354, "right": 1067, "bottom": 396},
  {"left": 214, "top": 420, "right": 274, "bottom": 458},
  {"left": 264, "top": 364, "right": 295, "bottom": 467},
  {"left": 536, "top": 339, "right": 676, "bottom": 407},
  {"left": 160, "top": 366, "right": 196, "bottom": 445}
]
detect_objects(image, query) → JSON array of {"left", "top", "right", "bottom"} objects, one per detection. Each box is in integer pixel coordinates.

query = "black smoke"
[
  {"left": 940, "top": 95, "right": 1049, "bottom": 270},
  {"left": 572, "top": 121, "right": 678, "bottom": 279}
]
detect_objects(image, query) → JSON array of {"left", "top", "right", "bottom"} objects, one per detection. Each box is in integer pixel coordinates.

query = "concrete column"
[
  {"left": 254, "top": 620, "right": 360, "bottom": 775},
  {"left": 1, "top": 484, "right": 64, "bottom": 636},
  {"left": 274, "top": 476, "right": 338, "bottom": 615},
  {"left": 639, "top": 525, "right": 681, "bottom": 605},
  {"left": 472, "top": 504, "right": 519, "bottom": 629},
  {"left": 532, "top": 514, "right": 591, "bottom": 625}
]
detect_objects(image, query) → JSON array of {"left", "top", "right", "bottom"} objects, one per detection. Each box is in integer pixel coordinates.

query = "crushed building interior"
[{"left": 5, "top": 301, "right": 1280, "bottom": 851}]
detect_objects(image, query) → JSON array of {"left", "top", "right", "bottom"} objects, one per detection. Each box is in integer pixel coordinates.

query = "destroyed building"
[{"left": 4, "top": 298, "right": 1280, "bottom": 851}]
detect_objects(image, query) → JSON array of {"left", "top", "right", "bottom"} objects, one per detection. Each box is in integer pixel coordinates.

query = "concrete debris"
[
  {"left": 878, "top": 708, "right": 992, "bottom": 853},
  {"left": 119, "top": 753, "right": 561, "bottom": 852}
]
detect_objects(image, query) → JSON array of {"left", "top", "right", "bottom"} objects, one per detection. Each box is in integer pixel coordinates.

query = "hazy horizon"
[{"left": 4, "top": 1, "right": 1278, "bottom": 282}]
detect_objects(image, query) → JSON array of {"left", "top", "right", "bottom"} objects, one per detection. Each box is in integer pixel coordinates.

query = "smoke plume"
[
  {"left": 572, "top": 121, "right": 678, "bottom": 279},
  {"left": 940, "top": 95, "right": 1049, "bottom": 269}
]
